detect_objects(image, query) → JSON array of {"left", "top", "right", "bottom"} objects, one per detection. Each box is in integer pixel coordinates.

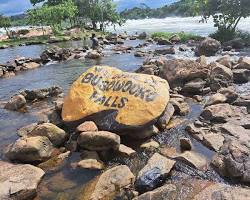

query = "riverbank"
[{"left": 0, "top": 32, "right": 250, "bottom": 200}]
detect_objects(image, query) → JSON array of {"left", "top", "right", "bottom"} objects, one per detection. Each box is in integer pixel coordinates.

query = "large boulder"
[
  {"left": 77, "top": 165, "right": 135, "bottom": 200},
  {"left": 0, "top": 161, "right": 45, "bottom": 200},
  {"left": 159, "top": 59, "right": 208, "bottom": 88},
  {"left": 62, "top": 66, "right": 170, "bottom": 132},
  {"left": 5, "top": 136, "right": 53, "bottom": 163},
  {"left": 195, "top": 37, "right": 221, "bottom": 56}
]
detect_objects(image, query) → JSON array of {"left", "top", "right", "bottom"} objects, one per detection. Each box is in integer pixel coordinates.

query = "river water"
[{"left": 0, "top": 17, "right": 250, "bottom": 199}]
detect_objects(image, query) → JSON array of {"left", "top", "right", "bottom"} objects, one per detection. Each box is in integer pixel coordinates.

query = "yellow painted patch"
[{"left": 62, "top": 66, "right": 169, "bottom": 126}]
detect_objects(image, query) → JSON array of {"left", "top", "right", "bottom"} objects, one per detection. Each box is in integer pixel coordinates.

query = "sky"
[{"left": 0, "top": 0, "right": 178, "bottom": 16}]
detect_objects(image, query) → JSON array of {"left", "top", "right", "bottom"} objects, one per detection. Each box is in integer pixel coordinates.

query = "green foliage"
[
  {"left": 28, "top": 0, "right": 77, "bottom": 34},
  {"left": 120, "top": 0, "right": 196, "bottom": 19},
  {"left": 151, "top": 32, "right": 202, "bottom": 42},
  {"left": 75, "top": 0, "right": 124, "bottom": 30},
  {"left": 0, "top": 15, "right": 11, "bottom": 38},
  {"left": 190, "top": 0, "right": 250, "bottom": 32}
]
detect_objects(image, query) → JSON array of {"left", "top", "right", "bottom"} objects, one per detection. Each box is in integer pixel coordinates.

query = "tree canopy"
[{"left": 0, "top": 15, "right": 11, "bottom": 38}]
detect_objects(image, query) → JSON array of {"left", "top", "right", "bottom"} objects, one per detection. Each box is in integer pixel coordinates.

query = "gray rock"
[
  {"left": 0, "top": 161, "right": 45, "bottom": 200},
  {"left": 5, "top": 136, "right": 53, "bottom": 163},
  {"left": 195, "top": 37, "right": 221, "bottom": 56},
  {"left": 136, "top": 153, "right": 175, "bottom": 193},
  {"left": 77, "top": 131, "right": 120, "bottom": 151},
  {"left": 4, "top": 94, "right": 26, "bottom": 111},
  {"left": 156, "top": 103, "right": 175, "bottom": 130}
]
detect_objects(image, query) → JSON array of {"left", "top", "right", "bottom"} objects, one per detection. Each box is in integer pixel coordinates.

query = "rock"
[
  {"left": 210, "top": 62, "right": 233, "bottom": 83},
  {"left": 236, "top": 56, "right": 250, "bottom": 70},
  {"left": 156, "top": 103, "right": 175, "bottom": 130},
  {"left": 160, "top": 59, "right": 208, "bottom": 88},
  {"left": 175, "top": 151, "right": 208, "bottom": 171},
  {"left": 118, "top": 144, "right": 136, "bottom": 157},
  {"left": 155, "top": 47, "right": 175, "bottom": 55},
  {"left": 17, "top": 123, "right": 38, "bottom": 137},
  {"left": 136, "top": 64, "right": 156, "bottom": 75},
  {"left": 233, "top": 69, "right": 250, "bottom": 83},
  {"left": 180, "top": 137, "right": 192, "bottom": 151},
  {"left": 205, "top": 93, "right": 227, "bottom": 107},
  {"left": 220, "top": 123, "right": 250, "bottom": 145},
  {"left": 170, "top": 99, "right": 189, "bottom": 116},
  {"left": 193, "top": 181, "right": 250, "bottom": 200},
  {"left": 134, "top": 51, "right": 148, "bottom": 57},
  {"left": 203, "top": 134, "right": 224, "bottom": 151},
  {"left": 28, "top": 123, "right": 68, "bottom": 146},
  {"left": 224, "top": 38, "right": 245, "bottom": 49},
  {"left": 181, "top": 78, "right": 206, "bottom": 95},
  {"left": 218, "top": 87, "right": 238, "bottom": 103},
  {"left": 169, "top": 34, "right": 181, "bottom": 43},
  {"left": 138, "top": 32, "right": 147, "bottom": 40},
  {"left": 216, "top": 55, "right": 232, "bottom": 68},
  {"left": 85, "top": 50, "right": 101, "bottom": 59},
  {"left": 62, "top": 66, "right": 170, "bottom": 132},
  {"left": 76, "top": 121, "right": 98, "bottom": 133},
  {"left": 4, "top": 94, "right": 26, "bottom": 111},
  {"left": 140, "top": 139, "right": 160, "bottom": 150},
  {"left": 77, "top": 131, "right": 120, "bottom": 151},
  {"left": 0, "top": 161, "right": 45, "bottom": 200},
  {"left": 157, "top": 38, "right": 172, "bottom": 45},
  {"left": 78, "top": 165, "right": 135, "bottom": 200},
  {"left": 22, "top": 62, "right": 40, "bottom": 70},
  {"left": 211, "top": 140, "right": 250, "bottom": 183},
  {"left": 38, "top": 151, "right": 70, "bottom": 172},
  {"left": 186, "top": 123, "right": 205, "bottom": 141},
  {"left": 201, "top": 103, "right": 233, "bottom": 123},
  {"left": 136, "top": 153, "right": 175, "bottom": 193},
  {"left": 5, "top": 136, "right": 53, "bottom": 163},
  {"left": 134, "top": 184, "right": 177, "bottom": 200},
  {"left": 21, "top": 86, "right": 62, "bottom": 101},
  {"left": 77, "top": 159, "right": 104, "bottom": 170},
  {"left": 129, "top": 125, "right": 159, "bottom": 139},
  {"left": 112, "top": 45, "right": 133, "bottom": 51},
  {"left": 195, "top": 37, "right": 221, "bottom": 56}
]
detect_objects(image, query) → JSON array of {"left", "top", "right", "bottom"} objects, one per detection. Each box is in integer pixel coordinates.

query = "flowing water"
[{"left": 0, "top": 17, "right": 250, "bottom": 199}]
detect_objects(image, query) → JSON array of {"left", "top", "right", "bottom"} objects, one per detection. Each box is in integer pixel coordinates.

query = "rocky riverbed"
[{"left": 0, "top": 33, "right": 250, "bottom": 200}]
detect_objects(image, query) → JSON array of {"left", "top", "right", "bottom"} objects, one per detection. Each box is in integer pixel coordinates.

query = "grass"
[
  {"left": 0, "top": 28, "right": 108, "bottom": 48},
  {"left": 151, "top": 32, "right": 203, "bottom": 42}
]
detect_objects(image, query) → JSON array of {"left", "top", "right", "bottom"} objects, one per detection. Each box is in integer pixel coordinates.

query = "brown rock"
[
  {"left": 118, "top": 144, "right": 136, "bottom": 157},
  {"left": 4, "top": 94, "right": 26, "bottom": 111},
  {"left": 77, "top": 131, "right": 120, "bottom": 151},
  {"left": 180, "top": 137, "right": 192, "bottom": 151},
  {"left": 156, "top": 103, "right": 175, "bottom": 130},
  {"left": 76, "top": 121, "right": 98, "bottom": 133},
  {"left": 77, "top": 159, "right": 104, "bottom": 170}
]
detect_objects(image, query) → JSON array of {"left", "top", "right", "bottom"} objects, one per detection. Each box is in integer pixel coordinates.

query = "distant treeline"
[{"left": 120, "top": 0, "right": 196, "bottom": 19}]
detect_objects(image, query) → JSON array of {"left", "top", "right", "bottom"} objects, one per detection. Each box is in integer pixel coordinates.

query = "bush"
[
  {"left": 210, "top": 29, "right": 250, "bottom": 45},
  {"left": 151, "top": 32, "right": 202, "bottom": 42}
]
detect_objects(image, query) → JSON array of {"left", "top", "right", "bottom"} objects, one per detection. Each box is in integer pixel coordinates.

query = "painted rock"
[{"left": 62, "top": 66, "right": 169, "bottom": 132}]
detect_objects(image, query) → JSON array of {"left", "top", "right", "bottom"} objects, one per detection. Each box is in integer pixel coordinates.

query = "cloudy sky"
[{"left": 0, "top": 0, "right": 177, "bottom": 16}]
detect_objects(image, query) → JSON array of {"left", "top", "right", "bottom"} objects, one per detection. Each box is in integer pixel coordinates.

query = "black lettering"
[
  {"left": 111, "top": 96, "right": 119, "bottom": 108},
  {"left": 122, "top": 81, "right": 133, "bottom": 92},
  {"left": 90, "top": 91, "right": 99, "bottom": 100},
  {"left": 104, "top": 96, "right": 112, "bottom": 107},
  {"left": 129, "top": 84, "right": 140, "bottom": 95},
  {"left": 82, "top": 73, "right": 94, "bottom": 83},
  {"left": 118, "top": 97, "right": 128, "bottom": 108},
  {"left": 91, "top": 75, "right": 102, "bottom": 86},
  {"left": 106, "top": 81, "right": 115, "bottom": 91},
  {"left": 134, "top": 87, "right": 147, "bottom": 100},
  {"left": 94, "top": 96, "right": 106, "bottom": 105},
  {"left": 113, "top": 81, "right": 126, "bottom": 91}
]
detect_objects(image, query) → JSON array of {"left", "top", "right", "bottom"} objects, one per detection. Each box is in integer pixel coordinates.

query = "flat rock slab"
[
  {"left": 0, "top": 161, "right": 45, "bottom": 200},
  {"left": 62, "top": 66, "right": 169, "bottom": 131}
]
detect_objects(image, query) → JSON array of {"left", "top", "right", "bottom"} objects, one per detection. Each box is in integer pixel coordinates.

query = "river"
[{"left": 0, "top": 17, "right": 250, "bottom": 199}]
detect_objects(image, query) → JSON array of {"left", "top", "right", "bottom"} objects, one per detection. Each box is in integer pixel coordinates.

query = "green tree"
[
  {"left": 28, "top": 0, "right": 77, "bottom": 34},
  {"left": 0, "top": 15, "right": 11, "bottom": 38},
  {"left": 190, "top": 0, "right": 250, "bottom": 32}
]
